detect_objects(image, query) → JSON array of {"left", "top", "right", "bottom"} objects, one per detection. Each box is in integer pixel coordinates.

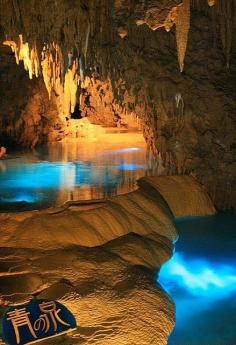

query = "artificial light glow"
[
  {"left": 118, "top": 163, "right": 144, "bottom": 170},
  {"left": 1, "top": 193, "right": 43, "bottom": 203},
  {"left": 0, "top": 135, "right": 152, "bottom": 209},
  {"left": 0, "top": 162, "right": 75, "bottom": 189},
  {"left": 159, "top": 252, "right": 236, "bottom": 298},
  {"left": 159, "top": 249, "right": 236, "bottom": 344},
  {"left": 104, "top": 148, "right": 140, "bottom": 155}
]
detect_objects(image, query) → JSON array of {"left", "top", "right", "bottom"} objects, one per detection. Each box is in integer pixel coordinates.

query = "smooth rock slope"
[{"left": 0, "top": 176, "right": 215, "bottom": 344}]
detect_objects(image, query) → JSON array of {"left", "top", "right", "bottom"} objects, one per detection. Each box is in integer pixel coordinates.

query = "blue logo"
[{"left": 2, "top": 299, "right": 77, "bottom": 345}]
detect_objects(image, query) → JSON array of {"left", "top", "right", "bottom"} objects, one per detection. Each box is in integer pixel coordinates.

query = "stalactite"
[
  {"left": 84, "top": 21, "right": 90, "bottom": 65},
  {"left": 2, "top": 34, "right": 81, "bottom": 116},
  {"left": 3, "top": 35, "right": 40, "bottom": 79},
  {"left": 191, "top": 0, "right": 235, "bottom": 68},
  {"left": 208, "top": 0, "right": 216, "bottom": 6},
  {"left": 191, "top": 0, "right": 216, "bottom": 9},
  {"left": 3, "top": 39, "right": 19, "bottom": 64},
  {"left": 41, "top": 45, "right": 53, "bottom": 97},
  {"left": 79, "top": 55, "right": 85, "bottom": 83},
  {"left": 217, "top": 0, "right": 233, "bottom": 68},
  {"left": 41, "top": 43, "right": 65, "bottom": 99},
  {"left": 164, "top": 6, "right": 178, "bottom": 32},
  {"left": 175, "top": 0, "right": 190, "bottom": 72},
  {"left": 30, "top": 44, "right": 40, "bottom": 78},
  {"left": 18, "top": 35, "right": 33, "bottom": 79}
]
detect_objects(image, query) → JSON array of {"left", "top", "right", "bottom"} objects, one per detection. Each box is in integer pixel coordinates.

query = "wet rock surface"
[{"left": 0, "top": 176, "right": 215, "bottom": 344}]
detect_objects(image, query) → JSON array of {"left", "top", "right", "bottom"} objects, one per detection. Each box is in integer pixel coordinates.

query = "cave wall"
[
  {"left": 87, "top": 0, "right": 236, "bottom": 209},
  {"left": 0, "top": 0, "right": 235, "bottom": 207},
  {"left": 0, "top": 45, "right": 65, "bottom": 147}
]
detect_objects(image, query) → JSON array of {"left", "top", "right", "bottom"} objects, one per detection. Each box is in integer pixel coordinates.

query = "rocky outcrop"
[
  {"left": 0, "top": 176, "right": 215, "bottom": 344},
  {"left": 0, "top": 246, "right": 175, "bottom": 345},
  {"left": 138, "top": 175, "right": 216, "bottom": 216},
  {"left": 79, "top": 77, "right": 141, "bottom": 129}
]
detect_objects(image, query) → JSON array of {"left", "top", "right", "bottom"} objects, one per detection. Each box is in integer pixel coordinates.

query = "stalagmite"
[
  {"left": 64, "top": 59, "right": 79, "bottom": 116},
  {"left": 175, "top": 0, "right": 190, "bottom": 72}
]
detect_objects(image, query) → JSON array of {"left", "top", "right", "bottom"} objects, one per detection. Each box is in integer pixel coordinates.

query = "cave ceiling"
[{"left": 0, "top": 0, "right": 235, "bottom": 208}]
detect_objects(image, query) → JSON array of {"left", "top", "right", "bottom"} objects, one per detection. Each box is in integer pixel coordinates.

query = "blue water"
[
  {"left": 0, "top": 137, "right": 159, "bottom": 211},
  {"left": 159, "top": 212, "right": 236, "bottom": 345}
]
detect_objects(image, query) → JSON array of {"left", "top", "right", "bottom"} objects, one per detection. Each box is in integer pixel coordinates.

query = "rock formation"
[{"left": 0, "top": 176, "right": 215, "bottom": 344}]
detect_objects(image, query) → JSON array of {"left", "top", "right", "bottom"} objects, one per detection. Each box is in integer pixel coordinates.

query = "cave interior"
[{"left": 0, "top": 1, "right": 236, "bottom": 344}]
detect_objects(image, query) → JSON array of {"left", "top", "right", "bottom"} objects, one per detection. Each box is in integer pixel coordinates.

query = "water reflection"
[
  {"left": 0, "top": 132, "right": 164, "bottom": 211},
  {"left": 159, "top": 213, "right": 236, "bottom": 345}
]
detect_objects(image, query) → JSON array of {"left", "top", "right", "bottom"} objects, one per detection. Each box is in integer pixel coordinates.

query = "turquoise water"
[
  {"left": 0, "top": 136, "right": 158, "bottom": 211},
  {"left": 159, "top": 212, "right": 236, "bottom": 345}
]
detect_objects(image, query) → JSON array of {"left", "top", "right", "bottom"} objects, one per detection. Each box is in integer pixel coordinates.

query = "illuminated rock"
[
  {"left": 0, "top": 176, "right": 215, "bottom": 344},
  {"left": 138, "top": 176, "right": 216, "bottom": 217},
  {"left": 175, "top": 0, "right": 190, "bottom": 72},
  {"left": 208, "top": 0, "right": 215, "bottom": 6},
  {"left": 0, "top": 146, "right": 6, "bottom": 158},
  {"left": 63, "top": 61, "right": 79, "bottom": 116}
]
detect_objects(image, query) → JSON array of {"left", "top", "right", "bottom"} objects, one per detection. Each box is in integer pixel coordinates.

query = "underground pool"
[
  {"left": 159, "top": 212, "right": 236, "bottom": 345},
  {"left": 0, "top": 132, "right": 161, "bottom": 211}
]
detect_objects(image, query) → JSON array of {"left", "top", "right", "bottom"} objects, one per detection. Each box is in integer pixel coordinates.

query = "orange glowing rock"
[
  {"left": 176, "top": 0, "right": 190, "bottom": 72},
  {"left": 41, "top": 47, "right": 53, "bottom": 98},
  {"left": 3, "top": 39, "right": 20, "bottom": 65},
  {"left": 41, "top": 43, "right": 64, "bottom": 101},
  {"left": 18, "top": 34, "right": 33, "bottom": 78},
  {"left": 30, "top": 44, "right": 40, "bottom": 78},
  {"left": 164, "top": 7, "right": 179, "bottom": 32},
  {"left": 3, "top": 35, "right": 81, "bottom": 117},
  {"left": 3, "top": 36, "right": 40, "bottom": 80},
  {"left": 64, "top": 60, "right": 79, "bottom": 116},
  {"left": 208, "top": 0, "right": 215, "bottom": 6}
]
